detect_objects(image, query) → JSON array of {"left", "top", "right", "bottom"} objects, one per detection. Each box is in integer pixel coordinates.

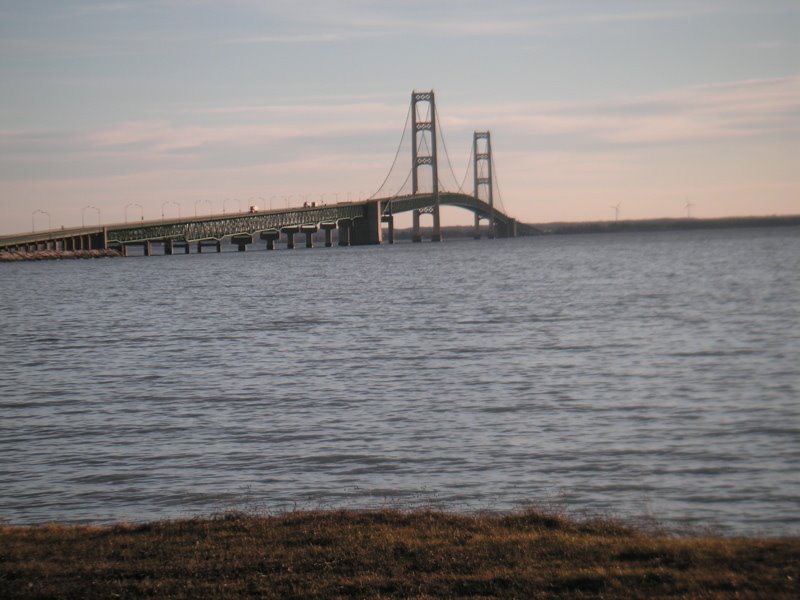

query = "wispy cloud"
[
  {"left": 746, "top": 40, "right": 797, "bottom": 50},
  {"left": 224, "top": 32, "right": 355, "bottom": 44},
  {"left": 447, "top": 75, "right": 800, "bottom": 146},
  {"left": 74, "top": 3, "right": 137, "bottom": 14}
]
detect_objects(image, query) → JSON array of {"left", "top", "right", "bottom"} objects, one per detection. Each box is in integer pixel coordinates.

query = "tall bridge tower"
[
  {"left": 473, "top": 131, "right": 494, "bottom": 239},
  {"left": 411, "top": 90, "right": 441, "bottom": 242}
]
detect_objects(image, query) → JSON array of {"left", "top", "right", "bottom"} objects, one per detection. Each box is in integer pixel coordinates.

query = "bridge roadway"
[{"left": 0, "top": 192, "right": 538, "bottom": 254}]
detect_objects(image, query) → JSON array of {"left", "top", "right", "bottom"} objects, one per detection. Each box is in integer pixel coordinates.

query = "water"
[{"left": 1, "top": 227, "right": 798, "bottom": 535}]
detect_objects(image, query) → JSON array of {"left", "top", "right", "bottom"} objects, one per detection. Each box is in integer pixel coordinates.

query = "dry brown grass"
[{"left": 1, "top": 509, "right": 797, "bottom": 598}]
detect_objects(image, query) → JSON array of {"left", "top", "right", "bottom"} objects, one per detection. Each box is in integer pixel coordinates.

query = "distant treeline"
[
  {"left": 534, "top": 215, "right": 800, "bottom": 235},
  {"left": 393, "top": 215, "right": 800, "bottom": 239}
]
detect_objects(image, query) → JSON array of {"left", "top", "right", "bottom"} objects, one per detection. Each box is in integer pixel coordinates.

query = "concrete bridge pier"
[
  {"left": 412, "top": 209, "right": 422, "bottom": 243},
  {"left": 260, "top": 230, "right": 280, "bottom": 250},
  {"left": 282, "top": 226, "right": 300, "bottom": 249},
  {"left": 337, "top": 219, "right": 352, "bottom": 246},
  {"left": 382, "top": 215, "right": 394, "bottom": 244},
  {"left": 165, "top": 239, "right": 175, "bottom": 255},
  {"left": 350, "top": 200, "right": 382, "bottom": 245},
  {"left": 231, "top": 234, "right": 253, "bottom": 252},
  {"left": 431, "top": 210, "right": 442, "bottom": 243},
  {"left": 301, "top": 225, "right": 318, "bottom": 248},
  {"left": 320, "top": 223, "right": 336, "bottom": 247},
  {"left": 496, "top": 218, "right": 516, "bottom": 238},
  {"left": 474, "top": 214, "right": 481, "bottom": 239},
  {"left": 143, "top": 241, "right": 152, "bottom": 256},
  {"left": 197, "top": 239, "right": 222, "bottom": 253}
]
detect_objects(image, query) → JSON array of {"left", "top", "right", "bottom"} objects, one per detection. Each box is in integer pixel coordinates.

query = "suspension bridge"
[{"left": 0, "top": 91, "right": 538, "bottom": 255}]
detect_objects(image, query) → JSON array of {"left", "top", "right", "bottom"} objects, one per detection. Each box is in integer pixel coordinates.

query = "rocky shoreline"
[{"left": 0, "top": 249, "right": 122, "bottom": 262}]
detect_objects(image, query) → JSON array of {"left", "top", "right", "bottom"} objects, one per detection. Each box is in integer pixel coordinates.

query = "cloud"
[
  {"left": 224, "top": 33, "right": 355, "bottom": 44},
  {"left": 746, "top": 40, "right": 797, "bottom": 50},
  {"left": 445, "top": 75, "right": 800, "bottom": 146}
]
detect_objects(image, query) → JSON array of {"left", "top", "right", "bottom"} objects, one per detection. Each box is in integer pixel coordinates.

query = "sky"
[{"left": 0, "top": 0, "right": 798, "bottom": 235}]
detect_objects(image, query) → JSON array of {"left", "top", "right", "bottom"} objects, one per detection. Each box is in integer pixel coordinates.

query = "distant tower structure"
[
  {"left": 473, "top": 131, "right": 494, "bottom": 239},
  {"left": 411, "top": 90, "right": 440, "bottom": 242}
]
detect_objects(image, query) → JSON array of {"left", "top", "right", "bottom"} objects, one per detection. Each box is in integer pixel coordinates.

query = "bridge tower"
[
  {"left": 411, "top": 90, "right": 440, "bottom": 242},
  {"left": 473, "top": 131, "right": 495, "bottom": 239}
]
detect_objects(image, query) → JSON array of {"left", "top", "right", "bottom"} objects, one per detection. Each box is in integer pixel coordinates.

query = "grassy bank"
[{"left": 1, "top": 510, "right": 797, "bottom": 599}]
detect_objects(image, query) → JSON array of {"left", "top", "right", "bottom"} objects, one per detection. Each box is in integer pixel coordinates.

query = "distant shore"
[
  {"left": 0, "top": 249, "right": 122, "bottom": 262},
  {"left": 401, "top": 214, "right": 800, "bottom": 239},
  {"left": 532, "top": 214, "right": 800, "bottom": 235},
  {"left": 2, "top": 508, "right": 797, "bottom": 599}
]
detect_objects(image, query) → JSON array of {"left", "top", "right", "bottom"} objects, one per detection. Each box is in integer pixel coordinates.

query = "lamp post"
[
  {"left": 270, "top": 195, "right": 277, "bottom": 210},
  {"left": 194, "top": 199, "right": 211, "bottom": 217},
  {"left": 283, "top": 195, "right": 292, "bottom": 208},
  {"left": 82, "top": 205, "right": 100, "bottom": 227},
  {"left": 125, "top": 203, "right": 143, "bottom": 223},
  {"left": 162, "top": 201, "right": 180, "bottom": 220},
  {"left": 223, "top": 197, "right": 240, "bottom": 214},
  {"left": 32, "top": 209, "right": 50, "bottom": 232}
]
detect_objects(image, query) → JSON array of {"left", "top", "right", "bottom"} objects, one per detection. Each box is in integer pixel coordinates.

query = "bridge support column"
[
  {"left": 143, "top": 241, "right": 152, "bottom": 256},
  {"left": 431, "top": 210, "right": 441, "bottom": 242},
  {"left": 260, "top": 230, "right": 280, "bottom": 250},
  {"left": 350, "top": 200, "right": 382, "bottom": 245},
  {"left": 197, "top": 239, "right": 221, "bottom": 253},
  {"left": 338, "top": 219, "right": 352, "bottom": 246},
  {"left": 165, "top": 239, "right": 174, "bottom": 255},
  {"left": 231, "top": 234, "right": 253, "bottom": 252},
  {"left": 301, "top": 225, "right": 318, "bottom": 248},
  {"left": 382, "top": 215, "right": 394, "bottom": 244},
  {"left": 412, "top": 210, "right": 422, "bottom": 243},
  {"left": 474, "top": 214, "right": 481, "bottom": 239},
  {"left": 320, "top": 223, "right": 336, "bottom": 247},
  {"left": 282, "top": 226, "right": 299, "bottom": 249}
]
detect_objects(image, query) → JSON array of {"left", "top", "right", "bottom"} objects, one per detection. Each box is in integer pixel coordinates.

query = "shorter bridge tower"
[
  {"left": 473, "top": 131, "right": 494, "bottom": 239},
  {"left": 411, "top": 90, "right": 440, "bottom": 242}
]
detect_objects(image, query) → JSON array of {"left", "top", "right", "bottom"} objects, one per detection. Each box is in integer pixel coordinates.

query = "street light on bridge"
[
  {"left": 223, "top": 197, "right": 240, "bottom": 214},
  {"left": 162, "top": 201, "right": 181, "bottom": 221},
  {"left": 32, "top": 209, "right": 50, "bottom": 232},
  {"left": 125, "top": 203, "right": 143, "bottom": 223},
  {"left": 195, "top": 199, "right": 212, "bottom": 217},
  {"left": 82, "top": 205, "right": 100, "bottom": 227},
  {"left": 269, "top": 195, "right": 277, "bottom": 210}
]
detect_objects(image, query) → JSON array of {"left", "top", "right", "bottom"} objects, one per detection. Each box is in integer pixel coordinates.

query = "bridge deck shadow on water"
[{"left": 0, "top": 91, "right": 539, "bottom": 255}]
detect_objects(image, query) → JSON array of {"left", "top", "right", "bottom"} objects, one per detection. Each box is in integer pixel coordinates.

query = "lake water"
[{"left": 1, "top": 227, "right": 798, "bottom": 535}]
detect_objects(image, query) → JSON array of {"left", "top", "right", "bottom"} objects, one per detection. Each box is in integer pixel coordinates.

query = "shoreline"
[
  {"left": 0, "top": 248, "right": 122, "bottom": 261},
  {"left": 2, "top": 508, "right": 797, "bottom": 598},
  {"left": 394, "top": 214, "right": 800, "bottom": 240}
]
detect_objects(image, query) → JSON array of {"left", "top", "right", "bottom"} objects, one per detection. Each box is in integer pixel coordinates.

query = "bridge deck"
[{"left": 0, "top": 193, "right": 537, "bottom": 251}]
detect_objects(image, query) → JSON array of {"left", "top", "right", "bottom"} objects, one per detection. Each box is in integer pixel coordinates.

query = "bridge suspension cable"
[
  {"left": 491, "top": 153, "right": 508, "bottom": 215},
  {"left": 457, "top": 142, "right": 475, "bottom": 194},
  {"left": 433, "top": 102, "right": 465, "bottom": 193},
  {"left": 369, "top": 102, "right": 412, "bottom": 200}
]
